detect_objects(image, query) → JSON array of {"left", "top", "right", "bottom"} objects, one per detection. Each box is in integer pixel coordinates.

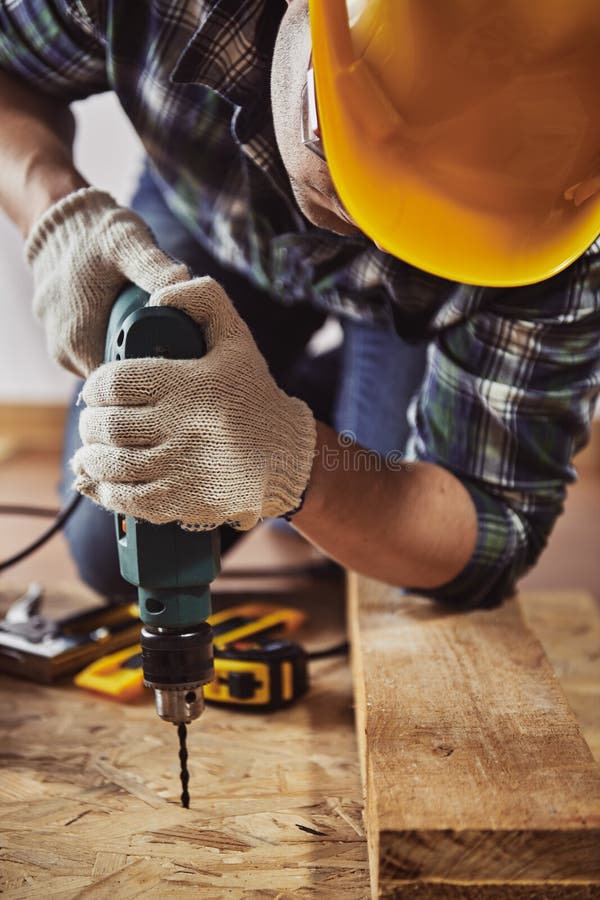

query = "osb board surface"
[{"left": 0, "top": 580, "right": 368, "bottom": 898}]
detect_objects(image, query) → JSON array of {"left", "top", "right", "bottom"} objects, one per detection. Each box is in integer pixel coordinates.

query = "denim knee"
[{"left": 62, "top": 497, "right": 135, "bottom": 601}]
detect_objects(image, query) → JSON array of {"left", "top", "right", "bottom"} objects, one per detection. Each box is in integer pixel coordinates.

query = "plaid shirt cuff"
[{"left": 411, "top": 480, "right": 532, "bottom": 610}]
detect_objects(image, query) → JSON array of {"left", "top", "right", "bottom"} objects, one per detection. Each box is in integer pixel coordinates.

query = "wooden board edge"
[
  {"left": 378, "top": 879, "right": 600, "bottom": 899},
  {"left": 347, "top": 570, "right": 379, "bottom": 900},
  {"left": 0, "top": 402, "right": 68, "bottom": 455},
  {"left": 378, "top": 827, "right": 600, "bottom": 887}
]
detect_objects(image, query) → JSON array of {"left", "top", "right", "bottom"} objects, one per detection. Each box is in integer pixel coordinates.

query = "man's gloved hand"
[
  {"left": 25, "top": 187, "right": 190, "bottom": 377},
  {"left": 70, "top": 277, "right": 317, "bottom": 530}
]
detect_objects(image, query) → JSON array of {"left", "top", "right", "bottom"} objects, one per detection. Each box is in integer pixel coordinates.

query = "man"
[{"left": 0, "top": 0, "right": 598, "bottom": 608}]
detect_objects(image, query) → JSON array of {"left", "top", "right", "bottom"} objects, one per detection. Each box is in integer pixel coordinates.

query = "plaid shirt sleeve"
[
  {"left": 0, "top": 0, "right": 107, "bottom": 99},
  {"left": 407, "top": 240, "right": 600, "bottom": 608}
]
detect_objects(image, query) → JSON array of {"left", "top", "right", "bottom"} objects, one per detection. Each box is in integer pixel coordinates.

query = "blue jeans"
[
  {"left": 61, "top": 167, "right": 427, "bottom": 598},
  {"left": 336, "top": 319, "right": 427, "bottom": 455}
]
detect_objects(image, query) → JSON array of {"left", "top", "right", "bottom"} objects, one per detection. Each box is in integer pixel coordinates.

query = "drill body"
[{"left": 104, "top": 285, "right": 220, "bottom": 724}]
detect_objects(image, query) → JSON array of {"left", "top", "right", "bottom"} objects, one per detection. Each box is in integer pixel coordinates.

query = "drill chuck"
[
  {"left": 154, "top": 688, "right": 205, "bottom": 725},
  {"left": 141, "top": 622, "right": 214, "bottom": 724}
]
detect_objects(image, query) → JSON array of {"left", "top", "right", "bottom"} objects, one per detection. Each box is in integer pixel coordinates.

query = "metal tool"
[
  {"left": 105, "top": 285, "right": 221, "bottom": 805},
  {"left": 0, "top": 584, "right": 140, "bottom": 682}
]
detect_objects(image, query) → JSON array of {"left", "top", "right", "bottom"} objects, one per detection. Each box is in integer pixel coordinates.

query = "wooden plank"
[{"left": 348, "top": 575, "right": 600, "bottom": 898}]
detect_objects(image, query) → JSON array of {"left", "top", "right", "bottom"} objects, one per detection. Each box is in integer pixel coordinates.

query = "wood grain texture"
[
  {"left": 0, "top": 404, "right": 68, "bottom": 454},
  {"left": 519, "top": 591, "right": 600, "bottom": 762},
  {"left": 348, "top": 576, "right": 600, "bottom": 899},
  {"left": 0, "top": 579, "right": 368, "bottom": 898}
]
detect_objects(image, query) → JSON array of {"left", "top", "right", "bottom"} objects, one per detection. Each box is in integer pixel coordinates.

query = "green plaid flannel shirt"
[{"left": 1, "top": 0, "right": 598, "bottom": 607}]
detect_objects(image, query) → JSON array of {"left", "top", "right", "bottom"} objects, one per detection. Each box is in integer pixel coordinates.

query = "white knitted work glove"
[
  {"left": 25, "top": 187, "right": 190, "bottom": 377},
  {"left": 71, "top": 277, "right": 317, "bottom": 530}
]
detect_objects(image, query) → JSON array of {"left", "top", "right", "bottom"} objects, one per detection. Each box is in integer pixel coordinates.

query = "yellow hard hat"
[{"left": 308, "top": 0, "right": 600, "bottom": 286}]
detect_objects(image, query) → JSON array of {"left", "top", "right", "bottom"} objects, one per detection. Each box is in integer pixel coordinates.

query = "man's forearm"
[
  {"left": 0, "top": 69, "right": 87, "bottom": 236},
  {"left": 293, "top": 422, "right": 478, "bottom": 589}
]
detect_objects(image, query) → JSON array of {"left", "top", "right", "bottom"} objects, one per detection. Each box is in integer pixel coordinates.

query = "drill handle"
[
  {"left": 105, "top": 284, "right": 206, "bottom": 363},
  {"left": 104, "top": 283, "right": 221, "bottom": 627}
]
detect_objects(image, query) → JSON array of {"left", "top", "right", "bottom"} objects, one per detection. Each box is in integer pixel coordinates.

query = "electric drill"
[{"left": 104, "top": 285, "right": 220, "bottom": 799}]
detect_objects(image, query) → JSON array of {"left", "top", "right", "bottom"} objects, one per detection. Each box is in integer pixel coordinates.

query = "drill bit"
[{"left": 177, "top": 722, "right": 190, "bottom": 809}]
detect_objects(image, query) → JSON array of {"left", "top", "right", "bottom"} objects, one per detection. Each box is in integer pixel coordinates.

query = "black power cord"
[
  {"left": 307, "top": 641, "right": 349, "bottom": 660},
  {"left": 0, "top": 504, "right": 60, "bottom": 518},
  {"left": 0, "top": 493, "right": 82, "bottom": 571}
]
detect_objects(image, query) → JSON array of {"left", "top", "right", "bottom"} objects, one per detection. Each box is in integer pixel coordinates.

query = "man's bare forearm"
[
  {"left": 293, "top": 422, "right": 478, "bottom": 589},
  {"left": 0, "top": 69, "right": 87, "bottom": 236}
]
